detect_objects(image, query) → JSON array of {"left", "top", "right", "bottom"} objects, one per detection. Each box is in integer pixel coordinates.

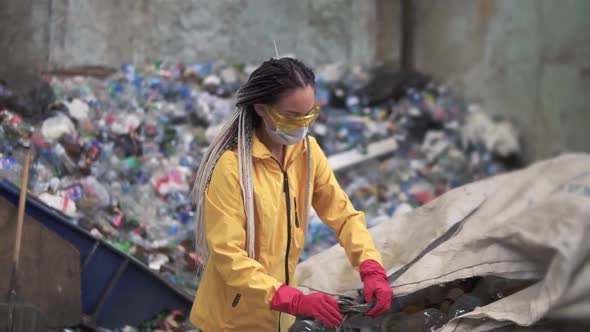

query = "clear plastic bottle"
[
  {"left": 144, "top": 216, "right": 184, "bottom": 249},
  {"left": 0, "top": 154, "right": 23, "bottom": 185}
]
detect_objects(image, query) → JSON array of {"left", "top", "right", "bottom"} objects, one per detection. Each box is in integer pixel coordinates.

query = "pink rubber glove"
[
  {"left": 271, "top": 285, "right": 343, "bottom": 327},
  {"left": 360, "top": 259, "right": 393, "bottom": 317}
]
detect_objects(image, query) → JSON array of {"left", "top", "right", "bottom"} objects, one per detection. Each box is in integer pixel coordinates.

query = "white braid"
[
  {"left": 192, "top": 110, "right": 242, "bottom": 274},
  {"left": 238, "top": 110, "right": 256, "bottom": 258}
]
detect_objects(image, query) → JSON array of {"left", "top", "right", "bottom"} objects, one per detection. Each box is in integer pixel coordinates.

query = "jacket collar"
[{"left": 252, "top": 128, "right": 308, "bottom": 169}]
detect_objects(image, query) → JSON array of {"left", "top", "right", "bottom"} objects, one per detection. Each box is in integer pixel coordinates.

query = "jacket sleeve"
[
  {"left": 309, "top": 137, "right": 383, "bottom": 270},
  {"left": 205, "top": 152, "right": 282, "bottom": 304}
]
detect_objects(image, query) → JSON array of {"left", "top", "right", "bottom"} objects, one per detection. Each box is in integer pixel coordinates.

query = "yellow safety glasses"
[{"left": 264, "top": 103, "right": 321, "bottom": 132}]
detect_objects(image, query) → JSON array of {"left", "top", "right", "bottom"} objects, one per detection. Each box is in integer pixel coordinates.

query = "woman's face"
[{"left": 254, "top": 85, "right": 316, "bottom": 130}]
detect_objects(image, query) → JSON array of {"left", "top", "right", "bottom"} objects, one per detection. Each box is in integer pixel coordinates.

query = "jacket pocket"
[
  {"left": 231, "top": 293, "right": 241, "bottom": 307},
  {"left": 294, "top": 198, "right": 300, "bottom": 228},
  {"left": 225, "top": 289, "right": 245, "bottom": 317}
]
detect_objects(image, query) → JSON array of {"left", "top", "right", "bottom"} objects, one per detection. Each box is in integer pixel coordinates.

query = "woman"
[{"left": 190, "top": 57, "right": 393, "bottom": 331}]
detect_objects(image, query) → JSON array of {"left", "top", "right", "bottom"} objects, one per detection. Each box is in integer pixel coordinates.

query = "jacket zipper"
[
  {"left": 282, "top": 170, "right": 292, "bottom": 286},
  {"left": 278, "top": 170, "right": 293, "bottom": 332},
  {"left": 271, "top": 157, "right": 294, "bottom": 286},
  {"left": 232, "top": 293, "right": 241, "bottom": 307},
  {"left": 271, "top": 157, "right": 293, "bottom": 332}
]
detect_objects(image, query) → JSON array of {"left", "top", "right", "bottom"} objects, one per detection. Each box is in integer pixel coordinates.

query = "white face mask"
[{"left": 262, "top": 118, "right": 308, "bottom": 145}]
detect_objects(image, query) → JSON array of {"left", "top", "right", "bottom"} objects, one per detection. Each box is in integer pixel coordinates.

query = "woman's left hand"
[{"left": 360, "top": 259, "right": 394, "bottom": 317}]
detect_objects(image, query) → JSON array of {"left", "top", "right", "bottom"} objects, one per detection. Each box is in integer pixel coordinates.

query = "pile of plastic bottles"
[
  {"left": 118, "top": 310, "right": 196, "bottom": 332},
  {"left": 0, "top": 61, "right": 522, "bottom": 298},
  {"left": 0, "top": 62, "right": 245, "bottom": 296},
  {"left": 300, "top": 82, "right": 522, "bottom": 260}
]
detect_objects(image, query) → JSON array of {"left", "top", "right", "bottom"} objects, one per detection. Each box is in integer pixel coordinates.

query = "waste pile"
[
  {"left": 63, "top": 310, "right": 197, "bottom": 332},
  {"left": 0, "top": 61, "right": 523, "bottom": 306},
  {"left": 118, "top": 310, "right": 195, "bottom": 332}
]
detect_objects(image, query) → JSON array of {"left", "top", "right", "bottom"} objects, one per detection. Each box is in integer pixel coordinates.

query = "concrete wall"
[
  {"left": 2, "top": 0, "right": 589, "bottom": 161},
  {"left": 1, "top": 0, "right": 380, "bottom": 68},
  {"left": 0, "top": 0, "right": 51, "bottom": 69},
  {"left": 414, "top": 0, "right": 590, "bottom": 160}
]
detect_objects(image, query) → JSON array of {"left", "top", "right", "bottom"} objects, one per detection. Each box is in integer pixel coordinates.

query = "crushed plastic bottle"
[
  {"left": 0, "top": 154, "right": 22, "bottom": 185},
  {"left": 448, "top": 294, "right": 482, "bottom": 318},
  {"left": 38, "top": 192, "right": 78, "bottom": 217},
  {"left": 421, "top": 308, "right": 449, "bottom": 331},
  {"left": 41, "top": 115, "right": 76, "bottom": 142},
  {"left": 64, "top": 98, "right": 90, "bottom": 121},
  {"left": 289, "top": 319, "right": 323, "bottom": 332}
]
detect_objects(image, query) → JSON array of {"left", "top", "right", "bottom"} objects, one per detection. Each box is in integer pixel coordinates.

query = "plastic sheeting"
[{"left": 297, "top": 154, "right": 590, "bottom": 331}]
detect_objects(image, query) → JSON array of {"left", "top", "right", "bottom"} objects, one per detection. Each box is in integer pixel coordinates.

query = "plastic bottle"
[
  {"left": 421, "top": 308, "right": 449, "bottom": 331},
  {"left": 439, "top": 287, "right": 464, "bottom": 314},
  {"left": 144, "top": 216, "right": 184, "bottom": 249},
  {"left": 448, "top": 294, "right": 482, "bottom": 318},
  {"left": 0, "top": 154, "right": 22, "bottom": 185},
  {"left": 289, "top": 319, "right": 322, "bottom": 332},
  {"left": 53, "top": 143, "right": 77, "bottom": 173}
]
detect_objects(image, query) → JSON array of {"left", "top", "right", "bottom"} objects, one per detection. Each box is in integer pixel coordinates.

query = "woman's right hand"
[{"left": 271, "top": 285, "right": 343, "bottom": 327}]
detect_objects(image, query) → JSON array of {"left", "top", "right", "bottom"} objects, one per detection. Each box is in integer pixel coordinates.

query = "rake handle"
[{"left": 12, "top": 147, "right": 32, "bottom": 270}]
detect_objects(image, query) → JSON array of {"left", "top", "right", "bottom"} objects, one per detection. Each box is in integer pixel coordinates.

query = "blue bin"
[{"left": 0, "top": 179, "right": 193, "bottom": 329}]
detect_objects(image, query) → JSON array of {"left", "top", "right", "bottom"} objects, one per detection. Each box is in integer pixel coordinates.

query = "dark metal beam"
[{"left": 400, "top": 0, "right": 415, "bottom": 70}]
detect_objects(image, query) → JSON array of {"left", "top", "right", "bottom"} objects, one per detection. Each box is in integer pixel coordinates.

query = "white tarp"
[{"left": 296, "top": 154, "right": 590, "bottom": 331}]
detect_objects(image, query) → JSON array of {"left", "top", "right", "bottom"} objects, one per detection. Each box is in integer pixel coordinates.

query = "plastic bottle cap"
[{"left": 1, "top": 156, "right": 15, "bottom": 169}]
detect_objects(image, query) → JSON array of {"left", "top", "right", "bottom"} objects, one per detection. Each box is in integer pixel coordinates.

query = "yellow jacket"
[{"left": 190, "top": 131, "right": 382, "bottom": 331}]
